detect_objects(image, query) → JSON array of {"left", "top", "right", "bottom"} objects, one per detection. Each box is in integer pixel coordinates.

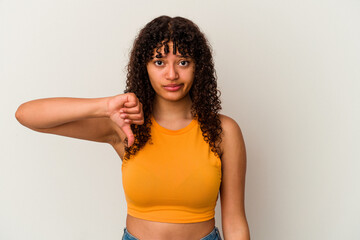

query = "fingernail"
[{"left": 120, "top": 109, "right": 124, "bottom": 113}]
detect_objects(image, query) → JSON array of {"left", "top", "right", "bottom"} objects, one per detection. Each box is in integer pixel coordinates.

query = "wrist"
[{"left": 93, "top": 96, "right": 112, "bottom": 118}]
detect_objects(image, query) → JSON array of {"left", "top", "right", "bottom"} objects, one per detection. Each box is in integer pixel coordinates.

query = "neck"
[{"left": 152, "top": 94, "right": 193, "bottom": 121}]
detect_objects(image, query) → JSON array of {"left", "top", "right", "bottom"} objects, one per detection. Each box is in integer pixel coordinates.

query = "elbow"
[
  {"left": 223, "top": 219, "right": 250, "bottom": 240},
  {"left": 15, "top": 105, "right": 24, "bottom": 123},
  {"left": 15, "top": 104, "right": 29, "bottom": 127},
  {"left": 15, "top": 102, "right": 44, "bottom": 131},
  {"left": 223, "top": 230, "right": 250, "bottom": 240}
]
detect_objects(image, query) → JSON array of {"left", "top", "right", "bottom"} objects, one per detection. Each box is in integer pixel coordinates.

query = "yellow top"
[{"left": 122, "top": 114, "right": 222, "bottom": 223}]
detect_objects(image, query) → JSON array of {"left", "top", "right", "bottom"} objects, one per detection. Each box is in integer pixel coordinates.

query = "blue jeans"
[{"left": 122, "top": 226, "right": 222, "bottom": 240}]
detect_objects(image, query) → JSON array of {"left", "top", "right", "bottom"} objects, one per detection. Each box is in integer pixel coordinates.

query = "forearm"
[{"left": 15, "top": 97, "right": 111, "bottom": 129}]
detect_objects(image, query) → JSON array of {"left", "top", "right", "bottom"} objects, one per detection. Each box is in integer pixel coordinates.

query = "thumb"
[{"left": 121, "top": 124, "right": 134, "bottom": 147}]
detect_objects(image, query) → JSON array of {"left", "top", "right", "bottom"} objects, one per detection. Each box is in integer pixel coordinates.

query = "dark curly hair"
[{"left": 123, "top": 15, "right": 223, "bottom": 161}]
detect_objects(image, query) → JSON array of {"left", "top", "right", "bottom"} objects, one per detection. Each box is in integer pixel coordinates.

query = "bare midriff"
[{"left": 126, "top": 214, "right": 215, "bottom": 240}]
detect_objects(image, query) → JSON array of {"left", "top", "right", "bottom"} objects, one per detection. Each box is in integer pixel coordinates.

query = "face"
[{"left": 146, "top": 41, "right": 195, "bottom": 102}]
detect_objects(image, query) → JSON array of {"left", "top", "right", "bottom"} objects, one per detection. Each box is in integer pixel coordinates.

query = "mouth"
[{"left": 163, "top": 84, "right": 183, "bottom": 91}]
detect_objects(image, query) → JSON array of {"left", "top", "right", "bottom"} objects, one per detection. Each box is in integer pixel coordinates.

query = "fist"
[{"left": 107, "top": 93, "right": 144, "bottom": 147}]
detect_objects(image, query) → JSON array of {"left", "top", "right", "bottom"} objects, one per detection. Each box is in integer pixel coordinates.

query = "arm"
[
  {"left": 219, "top": 114, "right": 250, "bottom": 240},
  {"left": 15, "top": 97, "right": 111, "bottom": 129},
  {"left": 15, "top": 93, "right": 143, "bottom": 146},
  {"left": 15, "top": 96, "right": 119, "bottom": 144}
]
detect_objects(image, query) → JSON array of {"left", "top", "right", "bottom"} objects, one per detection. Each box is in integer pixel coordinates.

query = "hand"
[{"left": 107, "top": 93, "right": 144, "bottom": 147}]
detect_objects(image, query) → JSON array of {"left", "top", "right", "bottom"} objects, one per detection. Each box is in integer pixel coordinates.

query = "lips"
[{"left": 163, "top": 84, "right": 183, "bottom": 91}]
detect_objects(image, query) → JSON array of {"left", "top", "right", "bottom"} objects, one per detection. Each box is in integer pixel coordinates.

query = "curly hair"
[{"left": 123, "top": 15, "right": 223, "bottom": 161}]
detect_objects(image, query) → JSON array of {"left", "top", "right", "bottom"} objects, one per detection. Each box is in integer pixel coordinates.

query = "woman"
[{"left": 15, "top": 16, "right": 250, "bottom": 240}]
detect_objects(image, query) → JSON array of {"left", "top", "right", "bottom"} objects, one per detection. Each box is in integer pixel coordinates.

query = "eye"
[
  {"left": 179, "top": 60, "right": 189, "bottom": 66},
  {"left": 154, "top": 60, "right": 163, "bottom": 66}
]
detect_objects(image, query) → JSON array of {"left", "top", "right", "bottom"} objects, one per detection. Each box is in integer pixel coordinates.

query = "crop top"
[{"left": 121, "top": 114, "right": 222, "bottom": 223}]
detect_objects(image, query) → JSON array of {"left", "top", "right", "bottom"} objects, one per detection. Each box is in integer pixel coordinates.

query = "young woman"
[{"left": 15, "top": 16, "right": 250, "bottom": 240}]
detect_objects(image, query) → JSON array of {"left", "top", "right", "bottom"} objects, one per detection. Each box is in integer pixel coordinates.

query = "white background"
[{"left": 1, "top": 0, "right": 359, "bottom": 239}]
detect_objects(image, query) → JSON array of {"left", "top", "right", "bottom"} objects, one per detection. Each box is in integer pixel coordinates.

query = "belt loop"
[{"left": 215, "top": 227, "right": 222, "bottom": 239}]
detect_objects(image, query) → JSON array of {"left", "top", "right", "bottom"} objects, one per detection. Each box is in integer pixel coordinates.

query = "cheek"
[
  {"left": 147, "top": 68, "right": 162, "bottom": 81},
  {"left": 148, "top": 74, "right": 162, "bottom": 90},
  {"left": 148, "top": 76, "right": 158, "bottom": 87},
  {"left": 186, "top": 71, "right": 195, "bottom": 83}
]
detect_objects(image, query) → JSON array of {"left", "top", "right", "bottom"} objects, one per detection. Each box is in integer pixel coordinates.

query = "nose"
[{"left": 165, "top": 64, "right": 179, "bottom": 80}]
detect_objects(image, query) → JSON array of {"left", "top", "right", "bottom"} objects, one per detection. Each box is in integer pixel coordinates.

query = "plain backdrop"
[{"left": 1, "top": 0, "right": 359, "bottom": 239}]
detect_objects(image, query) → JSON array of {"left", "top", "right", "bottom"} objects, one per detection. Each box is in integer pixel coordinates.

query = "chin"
[{"left": 160, "top": 93, "right": 188, "bottom": 101}]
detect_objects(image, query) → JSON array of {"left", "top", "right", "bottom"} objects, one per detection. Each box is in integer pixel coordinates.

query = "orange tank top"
[{"left": 121, "top": 114, "right": 222, "bottom": 223}]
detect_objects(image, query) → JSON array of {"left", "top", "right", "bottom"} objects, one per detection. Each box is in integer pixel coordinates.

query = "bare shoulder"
[
  {"left": 218, "top": 113, "right": 239, "bottom": 129},
  {"left": 218, "top": 113, "right": 245, "bottom": 158},
  {"left": 218, "top": 113, "right": 244, "bottom": 140}
]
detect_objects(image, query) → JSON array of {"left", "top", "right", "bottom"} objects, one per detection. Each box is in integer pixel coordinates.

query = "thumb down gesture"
[{"left": 107, "top": 93, "right": 144, "bottom": 147}]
